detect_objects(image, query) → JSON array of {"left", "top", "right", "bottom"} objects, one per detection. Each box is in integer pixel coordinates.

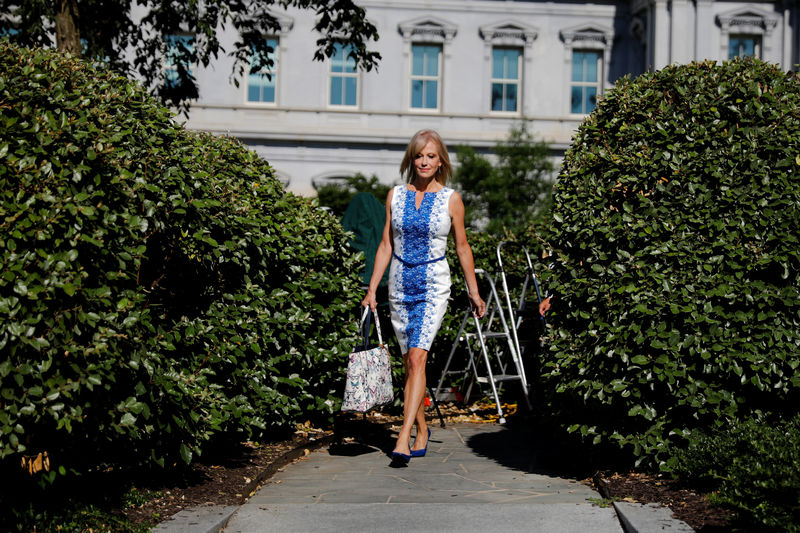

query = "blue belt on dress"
[{"left": 393, "top": 252, "right": 446, "bottom": 267}]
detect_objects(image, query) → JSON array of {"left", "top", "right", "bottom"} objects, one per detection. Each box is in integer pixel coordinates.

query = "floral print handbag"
[{"left": 341, "top": 307, "right": 393, "bottom": 412}]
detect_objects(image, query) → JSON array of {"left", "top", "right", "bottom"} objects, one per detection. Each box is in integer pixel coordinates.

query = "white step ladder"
[
  {"left": 496, "top": 241, "right": 548, "bottom": 357},
  {"left": 434, "top": 242, "right": 545, "bottom": 423}
]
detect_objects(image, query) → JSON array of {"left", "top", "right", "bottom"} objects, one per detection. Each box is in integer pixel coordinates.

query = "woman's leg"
[
  {"left": 403, "top": 352, "right": 429, "bottom": 445},
  {"left": 410, "top": 399, "right": 428, "bottom": 452},
  {"left": 393, "top": 347, "right": 428, "bottom": 455}
]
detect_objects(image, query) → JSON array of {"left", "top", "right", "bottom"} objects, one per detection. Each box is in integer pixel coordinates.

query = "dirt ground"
[
  {"left": 596, "top": 471, "right": 734, "bottom": 532},
  {"left": 122, "top": 402, "right": 733, "bottom": 532}
]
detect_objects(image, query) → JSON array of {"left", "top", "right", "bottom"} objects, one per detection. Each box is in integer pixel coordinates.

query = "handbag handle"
[{"left": 360, "top": 307, "right": 384, "bottom": 348}]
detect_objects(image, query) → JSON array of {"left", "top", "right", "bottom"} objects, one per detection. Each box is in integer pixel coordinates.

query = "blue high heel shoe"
[
  {"left": 390, "top": 451, "right": 411, "bottom": 464},
  {"left": 410, "top": 428, "right": 431, "bottom": 458}
]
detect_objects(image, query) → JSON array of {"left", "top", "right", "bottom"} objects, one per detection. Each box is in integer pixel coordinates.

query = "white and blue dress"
[{"left": 388, "top": 185, "right": 454, "bottom": 354}]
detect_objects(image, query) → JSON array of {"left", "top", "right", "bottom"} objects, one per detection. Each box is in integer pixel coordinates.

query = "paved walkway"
[
  {"left": 221, "top": 423, "right": 622, "bottom": 533},
  {"left": 155, "top": 421, "right": 696, "bottom": 532}
]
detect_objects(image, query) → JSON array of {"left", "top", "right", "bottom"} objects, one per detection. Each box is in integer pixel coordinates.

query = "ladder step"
[
  {"left": 481, "top": 332, "right": 509, "bottom": 339},
  {"left": 491, "top": 374, "right": 523, "bottom": 382},
  {"left": 475, "top": 374, "right": 522, "bottom": 384}
]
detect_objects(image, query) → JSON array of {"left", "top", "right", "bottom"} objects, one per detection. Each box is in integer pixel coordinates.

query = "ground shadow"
[
  {"left": 465, "top": 417, "right": 629, "bottom": 480},
  {"left": 327, "top": 442, "right": 378, "bottom": 457},
  {"left": 331, "top": 412, "right": 400, "bottom": 458}
]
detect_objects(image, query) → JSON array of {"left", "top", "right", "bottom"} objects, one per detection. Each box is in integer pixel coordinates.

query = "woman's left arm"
[{"left": 450, "top": 191, "right": 486, "bottom": 318}]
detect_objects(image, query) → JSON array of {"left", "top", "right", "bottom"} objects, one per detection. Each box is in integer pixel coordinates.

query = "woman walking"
[{"left": 362, "top": 129, "right": 486, "bottom": 464}]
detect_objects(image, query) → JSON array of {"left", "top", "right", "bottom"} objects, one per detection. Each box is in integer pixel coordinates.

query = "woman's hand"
[
  {"left": 469, "top": 292, "right": 486, "bottom": 319},
  {"left": 361, "top": 290, "right": 377, "bottom": 311}
]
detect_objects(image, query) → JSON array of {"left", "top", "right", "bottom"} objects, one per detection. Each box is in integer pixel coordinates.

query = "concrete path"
[{"left": 221, "top": 423, "right": 622, "bottom": 533}]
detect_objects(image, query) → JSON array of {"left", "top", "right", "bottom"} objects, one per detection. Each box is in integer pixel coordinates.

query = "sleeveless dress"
[{"left": 388, "top": 185, "right": 454, "bottom": 354}]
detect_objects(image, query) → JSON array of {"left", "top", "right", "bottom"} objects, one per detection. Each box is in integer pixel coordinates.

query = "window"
[
  {"left": 717, "top": 8, "right": 778, "bottom": 62},
  {"left": 411, "top": 44, "right": 441, "bottom": 110},
  {"left": 247, "top": 38, "right": 278, "bottom": 104},
  {"left": 491, "top": 48, "right": 521, "bottom": 112},
  {"left": 571, "top": 50, "right": 600, "bottom": 114},
  {"left": 164, "top": 34, "right": 194, "bottom": 89},
  {"left": 728, "top": 35, "right": 761, "bottom": 59},
  {"left": 329, "top": 43, "right": 358, "bottom": 107}
]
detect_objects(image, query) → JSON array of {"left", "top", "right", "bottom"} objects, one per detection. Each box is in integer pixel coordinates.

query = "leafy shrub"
[
  {"left": 0, "top": 37, "right": 362, "bottom": 493},
  {"left": 669, "top": 415, "right": 800, "bottom": 531},
  {"left": 541, "top": 58, "right": 800, "bottom": 465}
]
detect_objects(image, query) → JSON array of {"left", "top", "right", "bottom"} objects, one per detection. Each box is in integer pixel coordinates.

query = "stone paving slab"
[
  {"left": 614, "top": 502, "right": 696, "bottom": 532},
  {"left": 224, "top": 503, "right": 623, "bottom": 533},
  {"left": 152, "top": 504, "right": 237, "bottom": 533}
]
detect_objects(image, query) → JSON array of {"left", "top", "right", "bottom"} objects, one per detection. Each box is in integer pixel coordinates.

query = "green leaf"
[{"left": 179, "top": 443, "right": 192, "bottom": 464}]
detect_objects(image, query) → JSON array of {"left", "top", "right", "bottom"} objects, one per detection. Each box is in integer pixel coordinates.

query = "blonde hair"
[{"left": 399, "top": 129, "right": 452, "bottom": 186}]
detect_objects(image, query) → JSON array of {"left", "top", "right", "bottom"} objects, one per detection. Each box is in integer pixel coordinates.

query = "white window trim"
[
  {"left": 163, "top": 33, "right": 196, "bottom": 89},
  {"left": 490, "top": 48, "right": 523, "bottom": 115},
  {"left": 328, "top": 44, "right": 360, "bottom": 109},
  {"left": 717, "top": 7, "right": 779, "bottom": 62},
  {"left": 398, "top": 16, "right": 457, "bottom": 113},
  {"left": 728, "top": 35, "right": 762, "bottom": 59},
  {"left": 570, "top": 51, "right": 603, "bottom": 115},
  {"left": 246, "top": 37, "right": 280, "bottom": 107},
  {"left": 243, "top": 12, "right": 293, "bottom": 107},
  {"left": 560, "top": 23, "right": 613, "bottom": 116},
  {"left": 479, "top": 20, "right": 538, "bottom": 116},
  {"left": 409, "top": 43, "right": 443, "bottom": 112}
]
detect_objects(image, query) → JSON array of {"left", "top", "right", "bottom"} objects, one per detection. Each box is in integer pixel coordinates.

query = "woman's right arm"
[{"left": 361, "top": 188, "right": 394, "bottom": 311}]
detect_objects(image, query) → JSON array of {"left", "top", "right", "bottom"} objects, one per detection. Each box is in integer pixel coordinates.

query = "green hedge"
[
  {"left": 0, "top": 39, "right": 362, "bottom": 486},
  {"left": 541, "top": 58, "right": 800, "bottom": 465},
  {"left": 669, "top": 415, "right": 800, "bottom": 531}
]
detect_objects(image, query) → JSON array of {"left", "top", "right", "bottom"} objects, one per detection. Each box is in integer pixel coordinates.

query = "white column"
[
  {"left": 522, "top": 43, "right": 534, "bottom": 117},
  {"left": 794, "top": 2, "right": 800, "bottom": 70},
  {"left": 652, "top": 0, "right": 671, "bottom": 69},
  {"left": 694, "top": 0, "right": 714, "bottom": 61},
  {"left": 782, "top": 4, "right": 792, "bottom": 70},
  {"left": 670, "top": 0, "right": 693, "bottom": 64},
  {"left": 482, "top": 41, "right": 492, "bottom": 115}
]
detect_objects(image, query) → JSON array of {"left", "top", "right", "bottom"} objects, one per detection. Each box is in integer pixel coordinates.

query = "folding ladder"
[
  {"left": 496, "top": 241, "right": 547, "bottom": 358},
  {"left": 434, "top": 243, "right": 545, "bottom": 423},
  {"left": 435, "top": 268, "right": 530, "bottom": 423}
]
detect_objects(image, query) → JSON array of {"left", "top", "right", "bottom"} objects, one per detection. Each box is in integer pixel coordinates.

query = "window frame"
[
  {"left": 163, "top": 33, "right": 196, "bottom": 90},
  {"left": 410, "top": 43, "right": 442, "bottom": 111},
  {"left": 246, "top": 37, "right": 279, "bottom": 106},
  {"left": 570, "top": 49, "right": 602, "bottom": 115},
  {"left": 490, "top": 46, "right": 523, "bottom": 114},
  {"left": 559, "top": 23, "right": 613, "bottom": 117},
  {"left": 727, "top": 34, "right": 763, "bottom": 60},
  {"left": 398, "top": 16, "right": 457, "bottom": 114},
  {"left": 716, "top": 7, "right": 779, "bottom": 63},
  {"left": 328, "top": 42, "right": 360, "bottom": 108},
  {"left": 241, "top": 12, "right": 293, "bottom": 107},
  {"left": 479, "top": 21, "right": 538, "bottom": 116}
]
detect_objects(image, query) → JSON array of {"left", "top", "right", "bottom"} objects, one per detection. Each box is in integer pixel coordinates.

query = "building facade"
[{"left": 182, "top": 0, "right": 799, "bottom": 195}]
